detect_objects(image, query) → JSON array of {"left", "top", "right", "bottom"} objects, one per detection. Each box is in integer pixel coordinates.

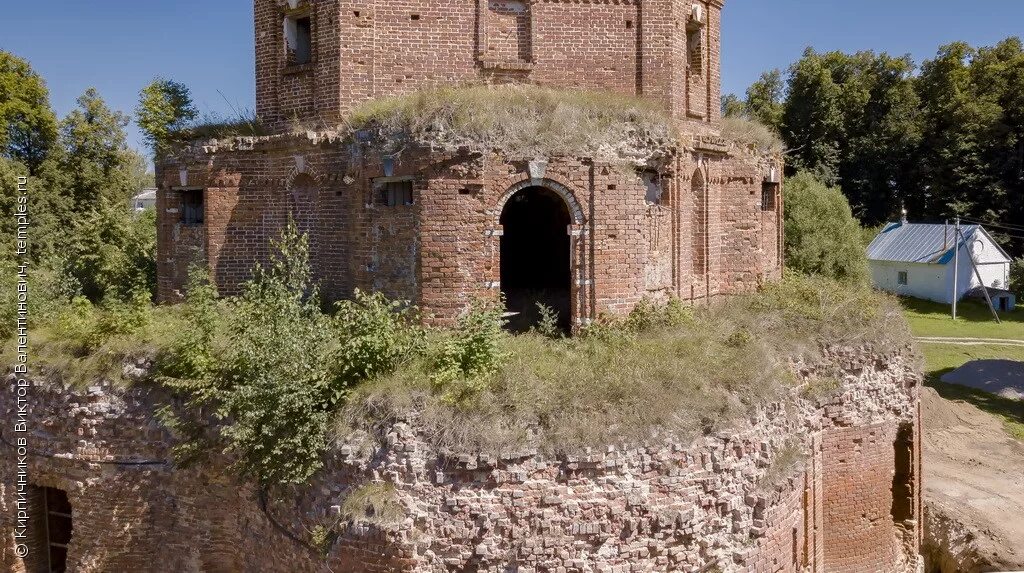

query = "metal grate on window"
[
  {"left": 377, "top": 180, "right": 414, "bottom": 207},
  {"left": 761, "top": 183, "right": 777, "bottom": 212},
  {"left": 182, "top": 190, "right": 204, "bottom": 225}
]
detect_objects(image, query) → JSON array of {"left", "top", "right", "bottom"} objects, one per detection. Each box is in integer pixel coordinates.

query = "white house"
[
  {"left": 131, "top": 188, "right": 157, "bottom": 212},
  {"left": 867, "top": 221, "right": 1016, "bottom": 311}
]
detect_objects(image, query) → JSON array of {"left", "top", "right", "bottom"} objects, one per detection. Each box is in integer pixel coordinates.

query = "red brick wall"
[
  {"left": 822, "top": 423, "right": 914, "bottom": 573},
  {"left": 254, "top": 0, "right": 725, "bottom": 131},
  {"left": 158, "top": 139, "right": 783, "bottom": 327}
]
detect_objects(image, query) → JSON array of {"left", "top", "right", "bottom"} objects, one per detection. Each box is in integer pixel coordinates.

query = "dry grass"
[
  {"left": 346, "top": 84, "right": 675, "bottom": 164},
  {"left": 721, "top": 117, "right": 785, "bottom": 155},
  {"left": 337, "top": 275, "right": 909, "bottom": 457},
  {"left": 340, "top": 483, "right": 405, "bottom": 528},
  {"left": 1, "top": 302, "right": 185, "bottom": 387}
]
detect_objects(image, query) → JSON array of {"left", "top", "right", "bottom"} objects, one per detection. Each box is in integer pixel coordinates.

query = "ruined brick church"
[{"left": 157, "top": 0, "right": 783, "bottom": 328}]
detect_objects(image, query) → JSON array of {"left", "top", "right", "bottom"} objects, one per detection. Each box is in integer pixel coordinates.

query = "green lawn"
[
  {"left": 902, "top": 296, "right": 1024, "bottom": 441},
  {"left": 900, "top": 297, "right": 1024, "bottom": 340},
  {"left": 916, "top": 340, "right": 1024, "bottom": 442}
]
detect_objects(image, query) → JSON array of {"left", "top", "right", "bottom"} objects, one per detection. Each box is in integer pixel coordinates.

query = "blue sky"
[{"left": 4, "top": 1, "right": 1024, "bottom": 154}]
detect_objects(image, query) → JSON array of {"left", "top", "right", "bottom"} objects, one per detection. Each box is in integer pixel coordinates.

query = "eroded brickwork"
[
  {"left": 158, "top": 136, "right": 783, "bottom": 327},
  {"left": 158, "top": 0, "right": 783, "bottom": 325},
  {"left": 255, "top": 0, "right": 723, "bottom": 131},
  {"left": 1, "top": 345, "right": 923, "bottom": 572}
]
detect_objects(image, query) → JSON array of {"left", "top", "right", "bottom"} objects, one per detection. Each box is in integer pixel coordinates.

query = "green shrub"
[
  {"left": 430, "top": 299, "right": 509, "bottom": 403},
  {"left": 160, "top": 265, "right": 221, "bottom": 383},
  {"left": 531, "top": 303, "right": 562, "bottom": 339},
  {"left": 1011, "top": 257, "right": 1024, "bottom": 296},
  {"left": 783, "top": 171, "right": 869, "bottom": 284},
  {"left": 334, "top": 290, "right": 423, "bottom": 383},
  {"left": 212, "top": 223, "right": 342, "bottom": 485},
  {"left": 0, "top": 256, "right": 78, "bottom": 349}
]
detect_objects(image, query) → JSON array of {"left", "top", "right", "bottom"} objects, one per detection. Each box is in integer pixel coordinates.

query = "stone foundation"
[{"left": 1, "top": 344, "right": 922, "bottom": 572}]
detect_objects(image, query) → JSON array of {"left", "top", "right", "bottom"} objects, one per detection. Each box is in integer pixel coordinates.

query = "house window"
[
  {"left": 181, "top": 190, "right": 204, "bottom": 225},
  {"left": 29, "top": 485, "right": 73, "bottom": 573},
  {"left": 897, "top": 271, "right": 908, "bottom": 286},
  {"left": 376, "top": 179, "right": 414, "bottom": 207},
  {"left": 285, "top": 14, "right": 313, "bottom": 65},
  {"left": 761, "top": 183, "right": 778, "bottom": 211}
]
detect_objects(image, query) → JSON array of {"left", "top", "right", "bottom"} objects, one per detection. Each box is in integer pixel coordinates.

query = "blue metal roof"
[{"left": 866, "top": 222, "right": 980, "bottom": 264}]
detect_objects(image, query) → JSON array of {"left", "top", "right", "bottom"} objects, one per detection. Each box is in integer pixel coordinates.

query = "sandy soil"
[{"left": 923, "top": 386, "right": 1024, "bottom": 570}]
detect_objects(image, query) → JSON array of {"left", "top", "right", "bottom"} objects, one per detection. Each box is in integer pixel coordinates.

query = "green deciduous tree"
[
  {"left": 745, "top": 69, "right": 785, "bottom": 132},
  {"left": 136, "top": 78, "right": 198, "bottom": 156},
  {"left": 0, "top": 51, "right": 58, "bottom": 172},
  {"left": 720, "top": 94, "right": 747, "bottom": 119},
  {"left": 783, "top": 171, "right": 869, "bottom": 283}
]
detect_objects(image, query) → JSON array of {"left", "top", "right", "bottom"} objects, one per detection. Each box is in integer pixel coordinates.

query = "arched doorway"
[{"left": 500, "top": 186, "right": 572, "bottom": 333}]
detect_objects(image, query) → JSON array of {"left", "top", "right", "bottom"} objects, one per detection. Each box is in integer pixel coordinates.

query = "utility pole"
[
  {"left": 958, "top": 227, "right": 1001, "bottom": 324},
  {"left": 952, "top": 217, "right": 960, "bottom": 320}
]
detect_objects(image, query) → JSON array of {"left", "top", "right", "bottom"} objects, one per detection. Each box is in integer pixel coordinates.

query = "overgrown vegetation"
[
  {"left": 725, "top": 39, "right": 1024, "bottom": 260},
  {"left": 136, "top": 77, "right": 267, "bottom": 151},
  {"left": 340, "top": 483, "right": 405, "bottom": 528},
  {"left": 8, "top": 211, "right": 906, "bottom": 486},
  {"left": 720, "top": 116, "right": 784, "bottom": 154},
  {"left": 784, "top": 172, "right": 870, "bottom": 284},
  {"left": 346, "top": 84, "right": 675, "bottom": 163},
  {"left": 1, "top": 50, "right": 157, "bottom": 337},
  {"left": 1011, "top": 258, "right": 1024, "bottom": 297},
  {"left": 338, "top": 274, "right": 906, "bottom": 457}
]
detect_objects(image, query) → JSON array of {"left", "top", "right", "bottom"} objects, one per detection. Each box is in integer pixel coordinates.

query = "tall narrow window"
[
  {"left": 761, "top": 183, "right": 778, "bottom": 211},
  {"left": 181, "top": 190, "right": 204, "bottom": 225},
  {"left": 897, "top": 271, "right": 908, "bottom": 286},
  {"left": 285, "top": 14, "right": 313, "bottom": 65},
  {"left": 686, "top": 5, "right": 708, "bottom": 118},
  {"left": 692, "top": 170, "right": 707, "bottom": 276}
]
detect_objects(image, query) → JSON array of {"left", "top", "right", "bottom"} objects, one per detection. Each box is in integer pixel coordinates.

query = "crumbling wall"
[
  {"left": 158, "top": 135, "right": 782, "bottom": 328},
  {"left": 253, "top": 1, "right": 723, "bottom": 131},
  {"left": 1, "top": 344, "right": 921, "bottom": 572}
]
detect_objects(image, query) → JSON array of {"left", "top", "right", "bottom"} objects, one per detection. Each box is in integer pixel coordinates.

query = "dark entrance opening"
[
  {"left": 500, "top": 186, "right": 572, "bottom": 333},
  {"left": 28, "top": 485, "right": 72, "bottom": 572}
]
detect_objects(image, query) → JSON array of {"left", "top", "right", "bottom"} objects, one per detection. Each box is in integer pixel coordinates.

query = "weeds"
[
  {"left": 340, "top": 483, "right": 404, "bottom": 528},
  {"left": 347, "top": 84, "right": 675, "bottom": 164}
]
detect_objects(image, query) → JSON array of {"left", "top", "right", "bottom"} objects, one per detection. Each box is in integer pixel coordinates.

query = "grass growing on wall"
[
  {"left": 338, "top": 275, "right": 909, "bottom": 456},
  {"left": 345, "top": 84, "right": 676, "bottom": 162}
]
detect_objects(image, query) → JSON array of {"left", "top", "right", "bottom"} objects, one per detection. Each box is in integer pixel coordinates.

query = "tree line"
[
  {"left": 1, "top": 50, "right": 156, "bottom": 307},
  {"left": 724, "top": 38, "right": 1024, "bottom": 260}
]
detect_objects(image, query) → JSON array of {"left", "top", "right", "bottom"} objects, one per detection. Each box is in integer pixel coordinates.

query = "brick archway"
[
  {"left": 498, "top": 184, "right": 577, "bottom": 333},
  {"left": 496, "top": 178, "right": 585, "bottom": 226}
]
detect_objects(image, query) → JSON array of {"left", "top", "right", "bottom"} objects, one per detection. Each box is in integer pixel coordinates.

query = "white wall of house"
[
  {"left": 871, "top": 260, "right": 951, "bottom": 303},
  {"left": 870, "top": 246, "right": 1009, "bottom": 303}
]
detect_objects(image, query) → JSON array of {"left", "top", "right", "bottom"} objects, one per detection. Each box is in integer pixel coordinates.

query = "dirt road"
[{"left": 923, "top": 386, "right": 1024, "bottom": 571}]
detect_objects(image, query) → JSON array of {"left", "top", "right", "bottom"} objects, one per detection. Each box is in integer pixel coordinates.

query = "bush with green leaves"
[
  {"left": 783, "top": 171, "right": 870, "bottom": 284},
  {"left": 159, "top": 224, "right": 430, "bottom": 485},
  {"left": 211, "top": 224, "right": 342, "bottom": 485},
  {"left": 431, "top": 299, "right": 509, "bottom": 403},
  {"left": 335, "top": 290, "right": 423, "bottom": 383},
  {"left": 1011, "top": 258, "right": 1024, "bottom": 297}
]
